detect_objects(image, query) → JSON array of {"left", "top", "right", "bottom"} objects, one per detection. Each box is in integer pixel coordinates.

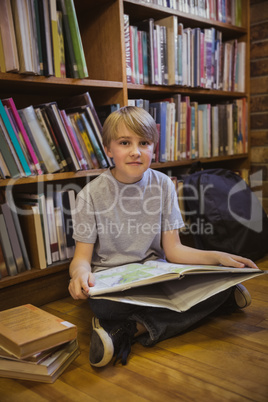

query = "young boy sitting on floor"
[{"left": 68, "top": 106, "right": 257, "bottom": 367}]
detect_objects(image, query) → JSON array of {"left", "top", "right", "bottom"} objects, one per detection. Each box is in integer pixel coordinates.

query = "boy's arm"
[
  {"left": 69, "top": 241, "right": 95, "bottom": 300},
  {"left": 161, "top": 230, "right": 258, "bottom": 269}
]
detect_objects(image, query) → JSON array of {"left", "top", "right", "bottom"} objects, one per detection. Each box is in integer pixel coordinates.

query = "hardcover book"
[
  {"left": 64, "top": 0, "right": 88, "bottom": 78},
  {"left": 1, "top": 203, "right": 26, "bottom": 274},
  {"left": 15, "top": 192, "right": 52, "bottom": 266},
  {"left": 0, "top": 213, "right": 17, "bottom": 276},
  {"left": 0, "top": 100, "right": 32, "bottom": 176},
  {"left": 155, "top": 15, "right": 178, "bottom": 85},
  {"left": 18, "top": 105, "right": 61, "bottom": 174},
  {"left": 87, "top": 260, "right": 264, "bottom": 313},
  {"left": 0, "top": 304, "right": 77, "bottom": 359},
  {"left": 2, "top": 98, "right": 43, "bottom": 175},
  {"left": 0, "top": 339, "right": 79, "bottom": 383},
  {"left": 0, "top": 241, "right": 9, "bottom": 279},
  {"left": 57, "top": 0, "right": 79, "bottom": 78},
  {"left": 0, "top": 120, "right": 21, "bottom": 178},
  {"left": 17, "top": 203, "right": 47, "bottom": 270},
  {"left": 0, "top": 0, "right": 19, "bottom": 72},
  {"left": 11, "top": 0, "right": 39, "bottom": 74},
  {"left": 36, "top": 102, "right": 80, "bottom": 171}
]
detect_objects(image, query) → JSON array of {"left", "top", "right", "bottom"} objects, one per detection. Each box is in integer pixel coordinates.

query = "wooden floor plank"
[{"left": 0, "top": 270, "right": 267, "bottom": 401}]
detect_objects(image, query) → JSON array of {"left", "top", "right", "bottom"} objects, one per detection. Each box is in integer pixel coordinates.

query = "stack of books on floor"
[{"left": 0, "top": 304, "right": 79, "bottom": 383}]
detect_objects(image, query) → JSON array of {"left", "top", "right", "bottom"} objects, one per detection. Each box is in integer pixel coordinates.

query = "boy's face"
[{"left": 104, "top": 123, "right": 154, "bottom": 184}]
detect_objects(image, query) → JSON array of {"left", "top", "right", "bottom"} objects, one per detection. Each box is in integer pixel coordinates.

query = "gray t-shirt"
[{"left": 72, "top": 168, "right": 184, "bottom": 272}]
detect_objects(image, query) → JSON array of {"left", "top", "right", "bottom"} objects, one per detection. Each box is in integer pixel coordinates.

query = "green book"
[
  {"left": 64, "top": 0, "right": 88, "bottom": 78},
  {"left": 57, "top": 0, "right": 79, "bottom": 78}
]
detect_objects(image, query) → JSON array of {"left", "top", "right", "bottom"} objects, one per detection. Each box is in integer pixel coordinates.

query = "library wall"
[{"left": 250, "top": 0, "right": 268, "bottom": 213}]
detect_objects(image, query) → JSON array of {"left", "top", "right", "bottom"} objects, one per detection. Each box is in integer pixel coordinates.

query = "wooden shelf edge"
[
  {"left": 150, "top": 154, "right": 248, "bottom": 169},
  {"left": 0, "top": 169, "right": 106, "bottom": 187},
  {"left": 127, "top": 83, "right": 247, "bottom": 97},
  {"left": 0, "top": 73, "right": 123, "bottom": 89},
  {"left": 0, "top": 155, "right": 249, "bottom": 187},
  {"left": 0, "top": 262, "right": 70, "bottom": 289}
]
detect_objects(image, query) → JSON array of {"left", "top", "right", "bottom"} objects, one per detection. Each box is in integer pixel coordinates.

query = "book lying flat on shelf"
[
  {"left": 87, "top": 260, "right": 265, "bottom": 313},
  {"left": 0, "top": 339, "right": 79, "bottom": 383},
  {"left": 0, "top": 304, "right": 77, "bottom": 359}
]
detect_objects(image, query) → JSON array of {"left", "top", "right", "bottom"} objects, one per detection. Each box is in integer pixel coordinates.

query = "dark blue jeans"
[{"left": 89, "top": 287, "right": 233, "bottom": 346}]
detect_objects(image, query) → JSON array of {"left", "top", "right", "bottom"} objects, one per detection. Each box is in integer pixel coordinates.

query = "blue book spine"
[{"left": 0, "top": 100, "right": 31, "bottom": 176}]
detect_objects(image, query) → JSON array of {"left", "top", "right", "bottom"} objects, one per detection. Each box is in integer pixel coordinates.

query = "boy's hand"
[
  {"left": 215, "top": 251, "right": 259, "bottom": 269},
  {"left": 68, "top": 271, "right": 95, "bottom": 300}
]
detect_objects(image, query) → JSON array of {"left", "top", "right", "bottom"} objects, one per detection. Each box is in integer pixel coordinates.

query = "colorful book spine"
[
  {"left": 72, "top": 114, "right": 99, "bottom": 169},
  {"left": 80, "top": 112, "right": 108, "bottom": 169},
  {"left": 60, "top": 109, "right": 88, "bottom": 170},
  {"left": 0, "top": 100, "right": 31, "bottom": 176},
  {"left": 2, "top": 98, "right": 43, "bottom": 175},
  {"left": 4, "top": 106, "right": 36, "bottom": 175}
]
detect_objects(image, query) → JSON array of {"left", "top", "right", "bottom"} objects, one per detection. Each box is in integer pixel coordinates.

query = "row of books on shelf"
[
  {"left": 0, "top": 304, "right": 79, "bottom": 383},
  {"left": 0, "top": 92, "right": 113, "bottom": 180},
  {"left": 0, "top": 189, "right": 76, "bottom": 278},
  {"left": 129, "top": 95, "right": 248, "bottom": 162},
  {"left": 143, "top": 0, "right": 243, "bottom": 26},
  {"left": 0, "top": 0, "right": 88, "bottom": 78},
  {"left": 124, "top": 13, "right": 246, "bottom": 91}
]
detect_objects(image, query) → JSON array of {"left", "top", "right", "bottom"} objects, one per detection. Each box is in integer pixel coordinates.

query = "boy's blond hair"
[{"left": 102, "top": 106, "right": 159, "bottom": 148}]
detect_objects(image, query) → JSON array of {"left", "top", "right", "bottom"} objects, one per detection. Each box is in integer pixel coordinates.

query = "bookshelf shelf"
[
  {"left": 0, "top": 154, "right": 248, "bottom": 188},
  {"left": 151, "top": 153, "right": 248, "bottom": 170},
  {"left": 0, "top": 262, "right": 69, "bottom": 289},
  {"left": 124, "top": 0, "right": 247, "bottom": 35},
  {"left": 127, "top": 83, "right": 248, "bottom": 98},
  {"left": 0, "top": 0, "right": 250, "bottom": 310},
  {"left": 0, "top": 169, "right": 106, "bottom": 188},
  {"left": 0, "top": 73, "right": 123, "bottom": 91}
]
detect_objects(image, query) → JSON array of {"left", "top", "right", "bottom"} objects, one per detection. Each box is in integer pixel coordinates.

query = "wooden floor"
[{"left": 0, "top": 262, "right": 268, "bottom": 401}]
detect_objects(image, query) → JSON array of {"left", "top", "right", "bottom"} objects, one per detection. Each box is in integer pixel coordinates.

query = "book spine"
[
  {"left": 0, "top": 22, "right": 6, "bottom": 73},
  {"left": 72, "top": 114, "right": 99, "bottom": 169},
  {"left": 4, "top": 106, "right": 36, "bottom": 175},
  {"left": 46, "top": 196, "right": 60, "bottom": 263},
  {"left": 124, "top": 14, "right": 132, "bottom": 83},
  {"left": 80, "top": 112, "right": 108, "bottom": 168},
  {"left": 64, "top": 0, "right": 88, "bottom": 78},
  {"left": 68, "top": 113, "right": 94, "bottom": 169},
  {"left": 50, "top": 103, "right": 80, "bottom": 171},
  {"left": 2, "top": 98, "right": 43, "bottom": 175},
  {"left": 60, "top": 109, "right": 88, "bottom": 170},
  {"left": 0, "top": 0, "right": 19, "bottom": 72},
  {"left": 32, "top": 0, "right": 44, "bottom": 75},
  {"left": 20, "top": 106, "right": 61, "bottom": 173},
  {"left": 0, "top": 100, "right": 32, "bottom": 176},
  {"left": 57, "top": 0, "right": 78, "bottom": 78},
  {"left": 0, "top": 214, "right": 17, "bottom": 276},
  {"left": 1, "top": 203, "right": 25, "bottom": 274},
  {"left": 50, "top": 0, "right": 61, "bottom": 77}
]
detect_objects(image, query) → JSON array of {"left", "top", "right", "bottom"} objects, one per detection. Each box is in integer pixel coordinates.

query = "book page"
[
  {"left": 91, "top": 271, "right": 264, "bottom": 312},
  {"left": 88, "top": 260, "right": 262, "bottom": 296}
]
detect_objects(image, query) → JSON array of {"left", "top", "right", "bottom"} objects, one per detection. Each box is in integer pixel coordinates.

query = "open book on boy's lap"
[{"left": 87, "top": 260, "right": 265, "bottom": 313}]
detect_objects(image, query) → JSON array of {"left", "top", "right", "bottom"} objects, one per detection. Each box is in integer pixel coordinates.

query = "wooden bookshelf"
[{"left": 0, "top": 0, "right": 251, "bottom": 310}]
